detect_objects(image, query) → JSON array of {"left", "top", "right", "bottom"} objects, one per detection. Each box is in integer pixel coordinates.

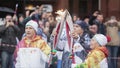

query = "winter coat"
[
  {"left": 0, "top": 24, "right": 20, "bottom": 53},
  {"left": 78, "top": 32, "right": 91, "bottom": 51},
  {"left": 15, "top": 35, "right": 51, "bottom": 68},
  {"left": 75, "top": 47, "right": 108, "bottom": 68},
  {"left": 61, "top": 32, "right": 91, "bottom": 68},
  {"left": 17, "top": 35, "right": 51, "bottom": 55},
  {"left": 106, "top": 22, "right": 120, "bottom": 46},
  {"left": 93, "top": 19, "right": 106, "bottom": 35}
]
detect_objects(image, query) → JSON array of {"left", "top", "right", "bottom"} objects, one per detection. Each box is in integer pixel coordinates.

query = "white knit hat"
[
  {"left": 92, "top": 34, "right": 108, "bottom": 46},
  {"left": 26, "top": 20, "right": 38, "bottom": 32}
]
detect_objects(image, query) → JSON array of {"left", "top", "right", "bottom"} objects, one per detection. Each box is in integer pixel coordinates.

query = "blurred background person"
[
  {"left": 105, "top": 16, "right": 120, "bottom": 68},
  {"left": 93, "top": 13, "right": 106, "bottom": 35},
  {"left": 89, "top": 10, "right": 100, "bottom": 25},
  {"left": 0, "top": 14, "right": 20, "bottom": 68}
]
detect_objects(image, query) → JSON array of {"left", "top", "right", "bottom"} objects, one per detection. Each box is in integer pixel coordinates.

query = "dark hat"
[{"left": 74, "top": 20, "right": 88, "bottom": 31}]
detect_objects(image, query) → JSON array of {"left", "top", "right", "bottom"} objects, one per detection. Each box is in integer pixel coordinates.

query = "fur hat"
[
  {"left": 92, "top": 34, "right": 108, "bottom": 46},
  {"left": 26, "top": 20, "right": 38, "bottom": 32}
]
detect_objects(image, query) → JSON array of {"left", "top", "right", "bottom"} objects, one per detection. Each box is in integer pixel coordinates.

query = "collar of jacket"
[{"left": 23, "top": 35, "right": 42, "bottom": 42}]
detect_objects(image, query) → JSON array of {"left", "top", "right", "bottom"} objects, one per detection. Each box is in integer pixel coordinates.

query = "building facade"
[
  {"left": 0, "top": 0, "right": 120, "bottom": 19},
  {"left": 54, "top": 0, "right": 120, "bottom": 19}
]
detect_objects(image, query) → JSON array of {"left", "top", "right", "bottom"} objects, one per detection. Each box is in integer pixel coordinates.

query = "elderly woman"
[
  {"left": 15, "top": 20, "right": 51, "bottom": 68},
  {"left": 74, "top": 34, "right": 108, "bottom": 68}
]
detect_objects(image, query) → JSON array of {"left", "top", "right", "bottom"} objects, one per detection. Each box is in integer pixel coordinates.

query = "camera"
[{"left": 8, "top": 20, "right": 12, "bottom": 22}]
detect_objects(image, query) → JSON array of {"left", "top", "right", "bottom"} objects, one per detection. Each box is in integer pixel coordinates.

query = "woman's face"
[
  {"left": 90, "top": 39, "right": 99, "bottom": 49},
  {"left": 73, "top": 16, "right": 77, "bottom": 22},
  {"left": 73, "top": 24, "right": 83, "bottom": 35},
  {"left": 25, "top": 26, "right": 36, "bottom": 38},
  {"left": 89, "top": 25, "right": 98, "bottom": 34}
]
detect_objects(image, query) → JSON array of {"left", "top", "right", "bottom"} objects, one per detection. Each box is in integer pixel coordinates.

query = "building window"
[{"left": 79, "top": 0, "right": 88, "bottom": 13}]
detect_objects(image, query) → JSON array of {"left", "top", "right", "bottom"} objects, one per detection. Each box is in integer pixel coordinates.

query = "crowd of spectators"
[{"left": 0, "top": 5, "right": 120, "bottom": 68}]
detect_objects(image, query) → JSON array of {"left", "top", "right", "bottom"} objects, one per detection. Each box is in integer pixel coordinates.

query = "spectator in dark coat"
[
  {"left": 0, "top": 14, "right": 20, "bottom": 68},
  {"left": 93, "top": 13, "right": 106, "bottom": 35},
  {"left": 89, "top": 10, "right": 100, "bottom": 25}
]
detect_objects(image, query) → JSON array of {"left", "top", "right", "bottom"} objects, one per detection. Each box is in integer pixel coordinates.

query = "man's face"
[
  {"left": 89, "top": 25, "right": 98, "bottom": 34},
  {"left": 93, "top": 11, "right": 99, "bottom": 16},
  {"left": 25, "top": 26, "right": 36, "bottom": 38},
  {"left": 84, "top": 18, "right": 89, "bottom": 24},
  {"left": 73, "top": 24, "right": 83, "bottom": 35},
  {"left": 97, "top": 15, "right": 104, "bottom": 22},
  {"left": 73, "top": 16, "right": 77, "bottom": 21},
  {"left": 5, "top": 15, "right": 12, "bottom": 22}
]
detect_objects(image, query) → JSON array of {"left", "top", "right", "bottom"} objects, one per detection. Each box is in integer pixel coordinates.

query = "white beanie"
[
  {"left": 26, "top": 20, "right": 38, "bottom": 32},
  {"left": 92, "top": 34, "right": 108, "bottom": 46}
]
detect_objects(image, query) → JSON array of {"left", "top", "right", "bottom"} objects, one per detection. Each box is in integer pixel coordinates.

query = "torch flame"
[
  {"left": 55, "top": 9, "right": 67, "bottom": 23},
  {"left": 55, "top": 9, "right": 65, "bottom": 16}
]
